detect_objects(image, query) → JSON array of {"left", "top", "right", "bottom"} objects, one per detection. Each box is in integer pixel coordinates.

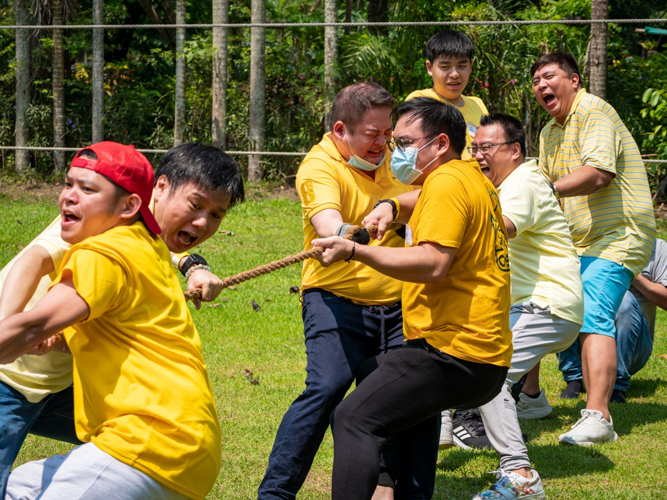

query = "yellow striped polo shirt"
[{"left": 538, "top": 89, "right": 656, "bottom": 276}]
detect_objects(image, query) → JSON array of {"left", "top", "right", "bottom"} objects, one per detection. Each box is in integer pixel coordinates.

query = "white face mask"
[
  {"left": 390, "top": 137, "right": 439, "bottom": 185},
  {"left": 342, "top": 129, "right": 385, "bottom": 172}
]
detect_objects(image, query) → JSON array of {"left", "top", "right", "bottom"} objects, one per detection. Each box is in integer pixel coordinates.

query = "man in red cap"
[
  {"left": 0, "top": 142, "right": 244, "bottom": 498},
  {"left": 0, "top": 142, "right": 223, "bottom": 500}
]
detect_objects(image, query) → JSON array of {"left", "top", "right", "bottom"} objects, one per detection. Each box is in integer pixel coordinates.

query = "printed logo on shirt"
[
  {"left": 467, "top": 123, "right": 478, "bottom": 138},
  {"left": 486, "top": 184, "right": 510, "bottom": 272},
  {"left": 405, "top": 224, "right": 413, "bottom": 247},
  {"left": 300, "top": 180, "right": 315, "bottom": 204}
]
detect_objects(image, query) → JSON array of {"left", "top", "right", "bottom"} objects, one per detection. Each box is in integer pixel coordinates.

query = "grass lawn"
[{"left": 1, "top": 186, "right": 667, "bottom": 499}]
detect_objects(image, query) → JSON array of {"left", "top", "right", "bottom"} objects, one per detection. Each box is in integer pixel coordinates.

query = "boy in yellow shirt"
[
  {"left": 406, "top": 30, "right": 488, "bottom": 160},
  {"left": 0, "top": 143, "right": 221, "bottom": 500}
]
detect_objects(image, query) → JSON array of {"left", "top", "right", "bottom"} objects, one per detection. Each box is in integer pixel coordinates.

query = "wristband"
[
  {"left": 374, "top": 199, "right": 398, "bottom": 221},
  {"left": 344, "top": 242, "right": 356, "bottom": 263},
  {"left": 550, "top": 183, "right": 561, "bottom": 201},
  {"left": 390, "top": 197, "right": 400, "bottom": 221},
  {"left": 335, "top": 223, "right": 352, "bottom": 238}
]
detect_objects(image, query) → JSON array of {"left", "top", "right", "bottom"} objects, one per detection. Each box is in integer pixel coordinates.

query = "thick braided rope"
[{"left": 184, "top": 223, "right": 400, "bottom": 301}]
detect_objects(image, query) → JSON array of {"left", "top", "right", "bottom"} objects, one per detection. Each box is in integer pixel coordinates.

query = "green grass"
[{"left": 2, "top": 189, "right": 667, "bottom": 499}]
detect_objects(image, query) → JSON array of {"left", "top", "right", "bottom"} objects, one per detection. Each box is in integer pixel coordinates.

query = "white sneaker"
[
  {"left": 472, "top": 468, "right": 545, "bottom": 499},
  {"left": 559, "top": 409, "right": 618, "bottom": 446},
  {"left": 516, "top": 389, "right": 552, "bottom": 420},
  {"left": 439, "top": 410, "right": 454, "bottom": 449}
]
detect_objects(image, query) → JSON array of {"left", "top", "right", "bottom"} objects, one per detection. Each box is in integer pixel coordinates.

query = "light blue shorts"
[{"left": 580, "top": 256, "right": 634, "bottom": 338}]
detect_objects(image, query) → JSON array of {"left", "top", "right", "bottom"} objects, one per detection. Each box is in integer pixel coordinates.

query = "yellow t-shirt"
[
  {"left": 539, "top": 89, "right": 656, "bottom": 276},
  {"left": 498, "top": 160, "right": 584, "bottom": 325},
  {"left": 405, "top": 88, "right": 488, "bottom": 161},
  {"left": 297, "top": 133, "right": 413, "bottom": 305},
  {"left": 402, "top": 159, "right": 512, "bottom": 367},
  {"left": 52, "top": 223, "right": 221, "bottom": 500},
  {"left": 0, "top": 215, "right": 73, "bottom": 403}
]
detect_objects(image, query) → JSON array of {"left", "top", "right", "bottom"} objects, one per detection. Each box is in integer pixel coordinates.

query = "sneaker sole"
[
  {"left": 517, "top": 406, "right": 553, "bottom": 420},
  {"left": 559, "top": 432, "right": 618, "bottom": 446},
  {"left": 452, "top": 435, "right": 474, "bottom": 450},
  {"left": 438, "top": 442, "right": 455, "bottom": 450}
]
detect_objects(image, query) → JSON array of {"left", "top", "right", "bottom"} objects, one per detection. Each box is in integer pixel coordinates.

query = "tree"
[
  {"left": 248, "top": 0, "right": 266, "bottom": 182},
  {"left": 589, "top": 0, "right": 608, "bottom": 98},
  {"left": 52, "top": 0, "right": 66, "bottom": 172},
  {"left": 14, "top": 0, "right": 31, "bottom": 172},
  {"left": 323, "top": 0, "right": 338, "bottom": 131},
  {"left": 137, "top": 0, "right": 176, "bottom": 51},
  {"left": 173, "top": 0, "right": 186, "bottom": 146},
  {"left": 92, "top": 0, "right": 104, "bottom": 143},
  {"left": 212, "top": 0, "right": 229, "bottom": 149}
]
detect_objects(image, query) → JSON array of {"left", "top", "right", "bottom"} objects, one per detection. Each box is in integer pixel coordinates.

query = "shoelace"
[
  {"left": 570, "top": 409, "right": 598, "bottom": 429},
  {"left": 457, "top": 410, "right": 485, "bottom": 435}
]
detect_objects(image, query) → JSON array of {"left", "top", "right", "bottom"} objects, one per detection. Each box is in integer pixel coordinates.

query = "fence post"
[
  {"left": 14, "top": 0, "right": 30, "bottom": 172},
  {"left": 212, "top": 0, "right": 229, "bottom": 149},
  {"left": 52, "top": 0, "right": 66, "bottom": 172},
  {"left": 92, "top": 0, "right": 104, "bottom": 143},
  {"left": 589, "top": 0, "right": 608, "bottom": 98},
  {"left": 324, "top": 0, "right": 338, "bottom": 132},
  {"left": 173, "top": 0, "right": 186, "bottom": 146},
  {"left": 248, "top": 0, "right": 266, "bottom": 182}
]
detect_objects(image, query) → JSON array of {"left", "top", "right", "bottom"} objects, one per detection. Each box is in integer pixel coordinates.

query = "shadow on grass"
[{"left": 626, "top": 378, "right": 667, "bottom": 398}]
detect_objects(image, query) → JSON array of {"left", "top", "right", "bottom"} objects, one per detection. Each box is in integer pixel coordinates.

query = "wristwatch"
[
  {"left": 550, "top": 183, "right": 561, "bottom": 201},
  {"left": 180, "top": 253, "right": 208, "bottom": 277},
  {"left": 374, "top": 199, "right": 398, "bottom": 221}
]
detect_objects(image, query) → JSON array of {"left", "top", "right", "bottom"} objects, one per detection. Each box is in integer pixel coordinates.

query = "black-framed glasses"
[
  {"left": 467, "top": 142, "right": 514, "bottom": 155},
  {"left": 388, "top": 136, "right": 434, "bottom": 152}
]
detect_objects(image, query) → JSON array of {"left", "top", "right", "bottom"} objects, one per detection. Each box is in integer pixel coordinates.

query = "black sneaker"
[
  {"left": 610, "top": 388, "right": 627, "bottom": 403},
  {"left": 451, "top": 409, "right": 493, "bottom": 450},
  {"left": 560, "top": 379, "right": 584, "bottom": 399}
]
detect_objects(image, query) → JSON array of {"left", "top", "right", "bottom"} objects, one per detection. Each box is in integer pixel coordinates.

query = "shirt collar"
[{"left": 550, "top": 88, "right": 587, "bottom": 130}]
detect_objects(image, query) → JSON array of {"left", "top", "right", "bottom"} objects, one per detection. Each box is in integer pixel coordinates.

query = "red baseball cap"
[{"left": 70, "top": 141, "right": 162, "bottom": 234}]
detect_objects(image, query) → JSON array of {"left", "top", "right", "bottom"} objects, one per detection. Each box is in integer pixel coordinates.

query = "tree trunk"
[
  {"left": 589, "top": 0, "right": 608, "bottom": 98},
  {"left": 248, "top": 0, "right": 266, "bottom": 182},
  {"left": 367, "top": 0, "right": 388, "bottom": 36},
  {"left": 92, "top": 0, "right": 104, "bottom": 143},
  {"left": 212, "top": 0, "right": 229, "bottom": 148},
  {"left": 344, "top": 0, "right": 352, "bottom": 35},
  {"left": 173, "top": 0, "right": 186, "bottom": 146},
  {"left": 137, "top": 0, "right": 176, "bottom": 51},
  {"left": 52, "top": 0, "right": 66, "bottom": 172},
  {"left": 323, "top": 0, "right": 338, "bottom": 132},
  {"left": 14, "top": 0, "right": 30, "bottom": 172}
]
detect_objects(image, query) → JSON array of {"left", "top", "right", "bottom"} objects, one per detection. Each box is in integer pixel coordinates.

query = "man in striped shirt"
[{"left": 532, "top": 52, "right": 655, "bottom": 446}]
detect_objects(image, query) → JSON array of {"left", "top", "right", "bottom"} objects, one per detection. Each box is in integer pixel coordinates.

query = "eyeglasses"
[
  {"left": 467, "top": 142, "right": 514, "bottom": 155},
  {"left": 388, "top": 136, "right": 434, "bottom": 152}
]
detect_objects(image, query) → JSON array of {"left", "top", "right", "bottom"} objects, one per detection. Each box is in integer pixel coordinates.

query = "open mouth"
[
  {"left": 177, "top": 231, "right": 197, "bottom": 246},
  {"left": 543, "top": 94, "right": 556, "bottom": 106},
  {"left": 480, "top": 166, "right": 491, "bottom": 176},
  {"left": 61, "top": 210, "right": 80, "bottom": 223}
]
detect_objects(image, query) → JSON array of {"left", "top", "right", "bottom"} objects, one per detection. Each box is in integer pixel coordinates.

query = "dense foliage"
[{"left": 0, "top": 0, "right": 665, "bottom": 184}]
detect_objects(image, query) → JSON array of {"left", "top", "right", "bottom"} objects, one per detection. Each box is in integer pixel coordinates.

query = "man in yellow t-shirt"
[
  {"left": 313, "top": 97, "right": 512, "bottom": 499},
  {"left": 0, "top": 143, "right": 221, "bottom": 500},
  {"left": 258, "top": 82, "right": 432, "bottom": 500},
  {"left": 405, "top": 30, "right": 488, "bottom": 160},
  {"left": 0, "top": 142, "right": 244, "bottom": 497},
  {"left": 532, "top": 52, "right": 655, "bottom": 446}
]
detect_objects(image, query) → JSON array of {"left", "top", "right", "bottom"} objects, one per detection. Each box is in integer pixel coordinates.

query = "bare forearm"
[
  {"left": 632, "top": 275, "right": 667, "bottom": 311},
  {"left": 553, "top": 164, "right": 614, "bottom": 197},
  {"left": 0, "top": 246, "right": 54, "bottom": 321},
  {"left": 354, "top": 243, "right": 450, "bottom": 284},
  {"left": 0, "top": 314, "right": 62, "bottom": 363}
]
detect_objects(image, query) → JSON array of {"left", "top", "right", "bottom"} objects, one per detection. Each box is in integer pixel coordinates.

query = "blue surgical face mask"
[
  {"left": 343, "top": 130, "right": 385, "bottom": 172},
  {"left": 390, "top": 137, "right": 439, "bottom": 185}
]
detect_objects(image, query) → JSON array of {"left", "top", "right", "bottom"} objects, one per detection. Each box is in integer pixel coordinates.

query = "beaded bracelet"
[{"left": 185, "top": 263, "right": 211, "bottom": 281}]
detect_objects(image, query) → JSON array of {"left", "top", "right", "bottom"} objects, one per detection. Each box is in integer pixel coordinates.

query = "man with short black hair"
[
  {"left": 532, "top": 51, "right": 655, "bottom": 445},
  {"left": 318, "top": 97, "right": 512, "bottom": 500},
  {"left": 257, "top": 82, "right": 430, "bottom": 500}
]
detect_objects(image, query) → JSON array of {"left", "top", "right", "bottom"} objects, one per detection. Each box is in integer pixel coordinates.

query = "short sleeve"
[
  {"left": 296, "top": 158, "right": 342, "bottom": 220},
  {"left": 579, "top": 110, "right": 621, "bottom": 175},
  {"left": 33, "top": 215, "right": 70, "bottom": 273},
  {"left": 498, "top": 181, "right": 537, "bottom": 237},
  {"left": 415, "top": 174, "right": 469, "bottom": 249},
  {"left": 55, "top": 249, "right": 127, "bottom": 321}
]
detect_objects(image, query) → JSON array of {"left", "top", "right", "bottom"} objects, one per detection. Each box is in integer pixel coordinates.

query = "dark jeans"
[
  {"left": 558, "top": 290, "right": 654, "bottom": 392},
  {"left": 258, "top": 289, "right": 438, "bottom": 500},
  {"left": 0, "top": 382, "right": 81, "bottom": 496},
  {"left": 331, "top": 339, "right": 508, "bottom": 500}
]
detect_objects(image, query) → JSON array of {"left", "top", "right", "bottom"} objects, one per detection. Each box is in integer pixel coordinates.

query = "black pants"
[{"left": 331, "top": 339, "right": 508, "bottom": 500}]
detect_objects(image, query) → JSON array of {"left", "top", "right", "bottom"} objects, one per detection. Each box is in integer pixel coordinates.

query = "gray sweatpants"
[
  {"left": 479, "top": 302, "right": 580, "bottom": 471},
  {"left": 6, "top": 442, "right": 189, "bottom": 500}
]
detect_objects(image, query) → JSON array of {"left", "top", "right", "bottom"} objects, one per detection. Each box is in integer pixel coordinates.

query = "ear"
[
  {"left": 510, "top": 142, "right": 522, "bottom": 161},
  {"left": 118, "top": 193, "right": 142, "bottom": 220},
  {"left": 426, "top": 60, "right": 433, "bottom": 77},
  {"left": 332, "top": 120, "right": 347, "bottom": 140},
  {"left": 153, "top": 175, "right": 170, "bottom": 201},
  {"left": 435, "top": 133, "right": 451, "bottom": 157},
  {"left": 570, "top": 72, "right": 580, "bottom": 90}
]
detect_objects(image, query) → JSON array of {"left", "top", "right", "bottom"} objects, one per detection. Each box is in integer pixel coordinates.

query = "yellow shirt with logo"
[
  {"left": 539, "top": 89, "right": 656, "bottom": 276},
  {"left": 52, "top": 223, "right": 221, "bottom": 500},
  {"left": 402, "top": 159, "right": 512, "bottom": 367},
  {"left": 297, "top": 133, "right": 413, "bottom": 305},
  {"left": 405, "top": 88, "right": 488, "bottom": 160},
  {"left": 0, "top": 215, "right": 73, "bottom": 403},
  {"left": 498, "top": 160, "right": 584, "bottom": 325}
]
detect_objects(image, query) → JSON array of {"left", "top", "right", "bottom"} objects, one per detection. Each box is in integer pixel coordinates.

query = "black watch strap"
[
  {"left": 374, "top": 199, "right": 398, "bottom": 221},
  {"left": 180, "top": 253, "right": 208, "bottom": 277}
]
